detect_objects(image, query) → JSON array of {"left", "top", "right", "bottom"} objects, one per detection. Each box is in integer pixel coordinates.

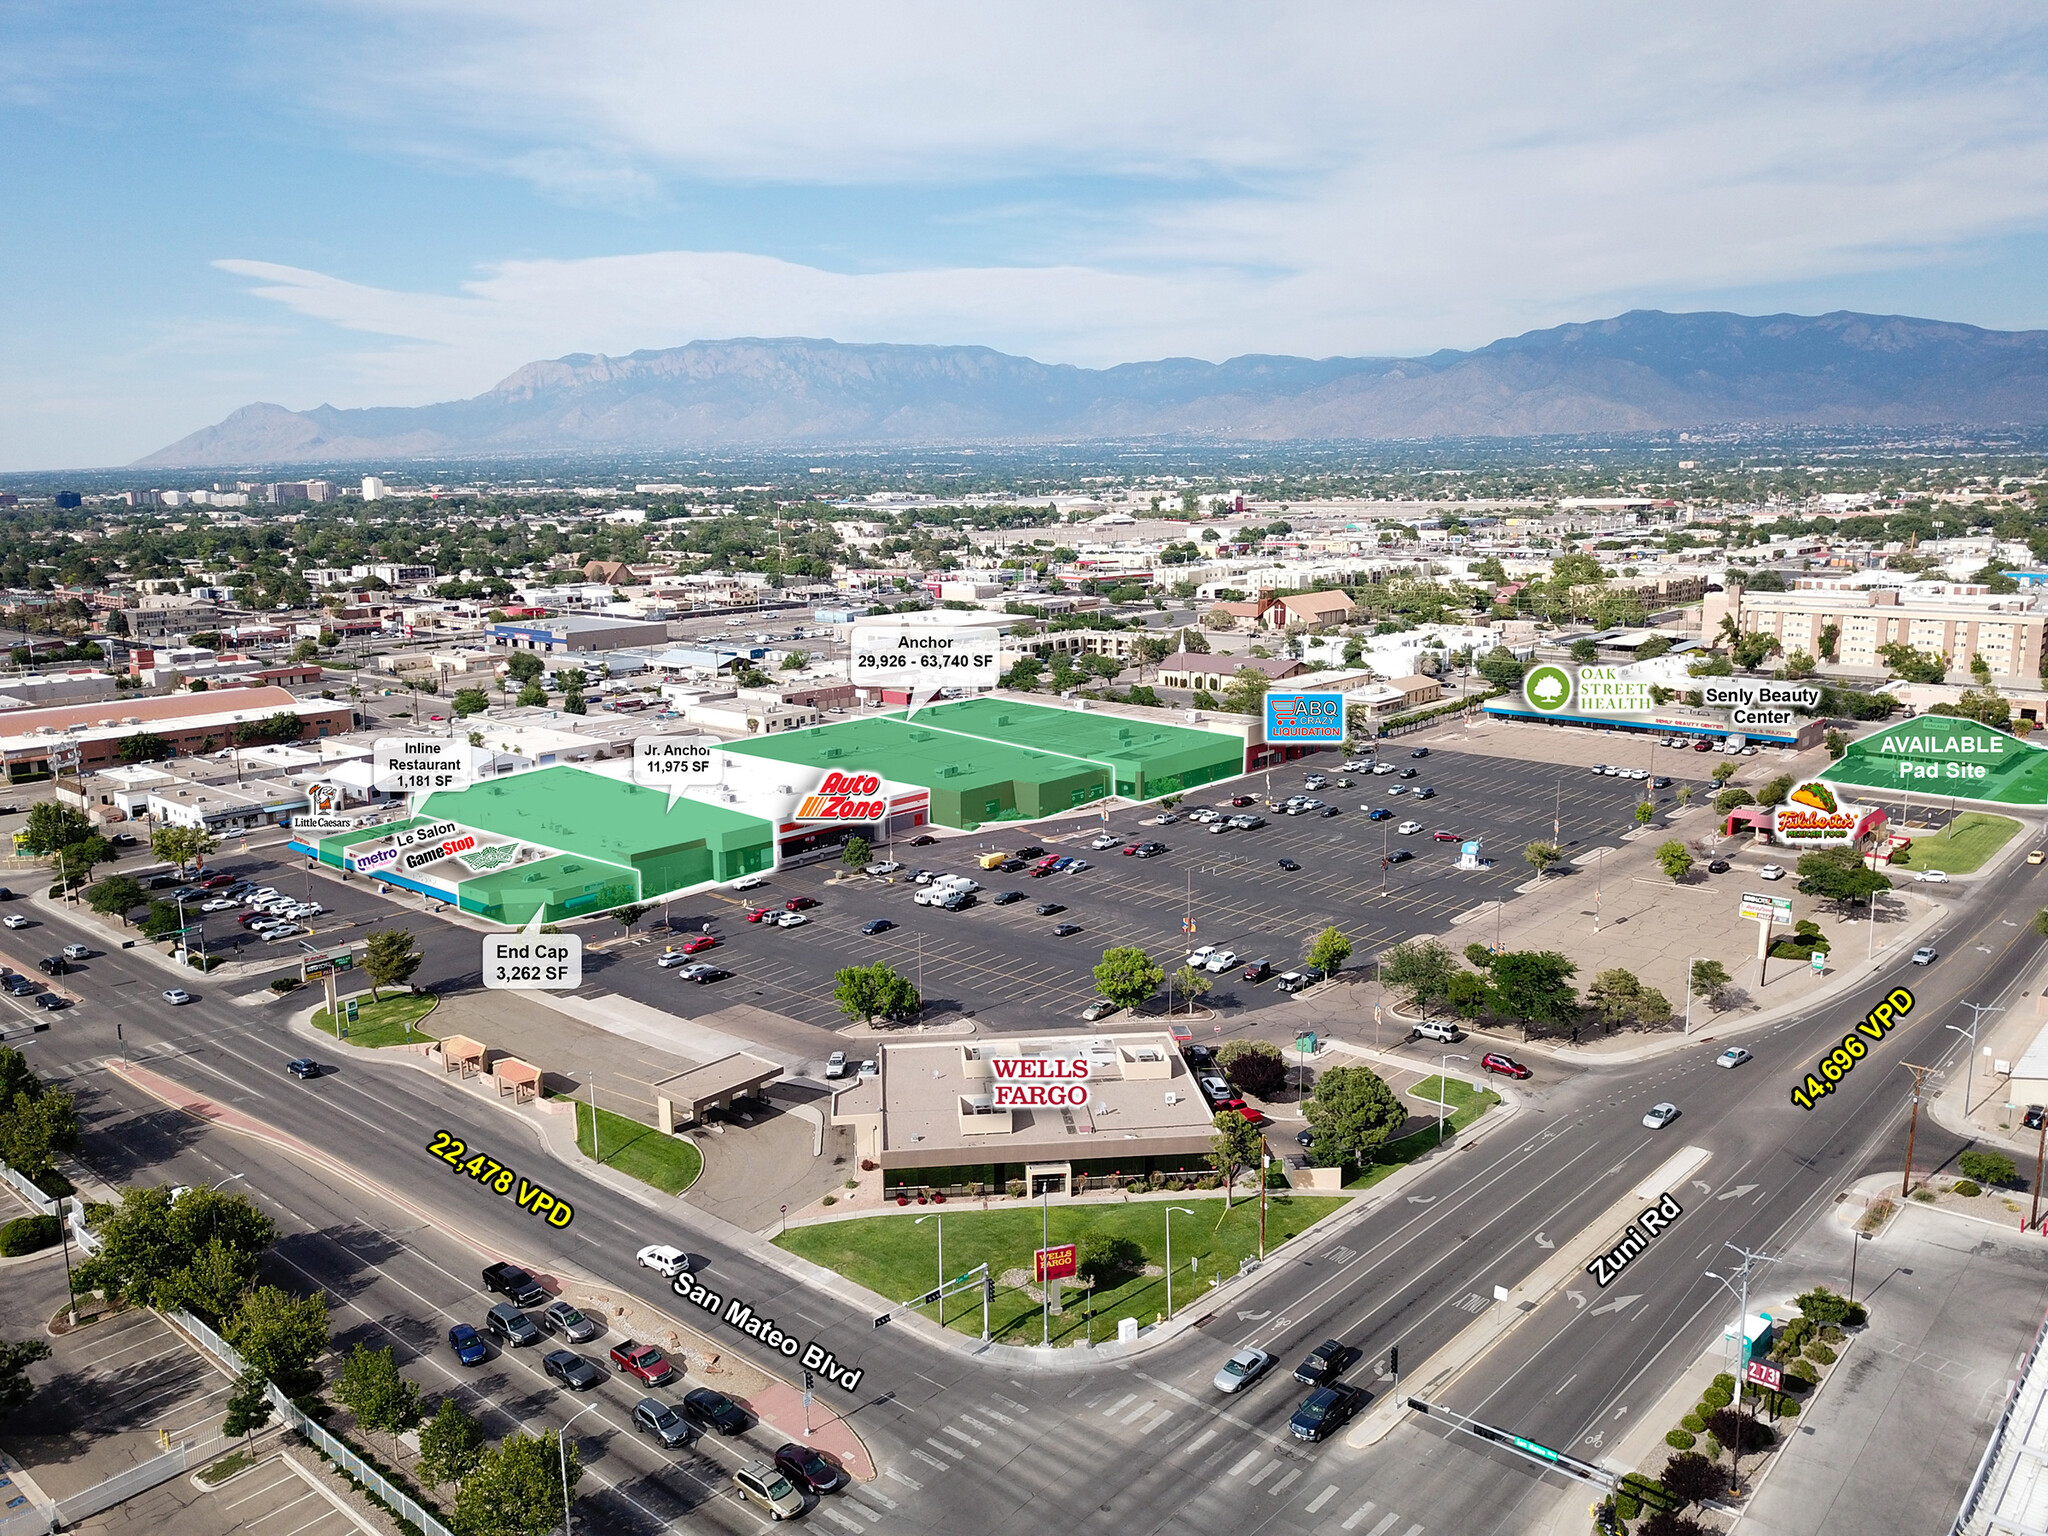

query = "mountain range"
[{"left": 135, "top": 309, "right": 2048, "bottom": 468}]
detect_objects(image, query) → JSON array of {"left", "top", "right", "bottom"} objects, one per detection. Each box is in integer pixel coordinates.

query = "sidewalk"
[{"left": 1927, "top": 951, "right": 2048, "bottom": 1162}]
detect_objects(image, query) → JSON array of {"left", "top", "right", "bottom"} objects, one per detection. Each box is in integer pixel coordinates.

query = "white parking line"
[{"left": 221, "top": 1472, "right": 301, "bottom": 1509}]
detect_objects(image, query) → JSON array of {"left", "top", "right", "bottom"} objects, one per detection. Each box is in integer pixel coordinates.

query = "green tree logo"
[{"left": 1524, "top": 665, "right": 1573, "bottom": 714}]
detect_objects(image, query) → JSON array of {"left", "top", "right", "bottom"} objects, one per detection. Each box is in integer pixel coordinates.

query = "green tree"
[
  {"left": 73, "top": 1184, "right": 277, "bottom": 1310},
  {"left": 154, "top": 1234, "right": 261, "bottom": 1324},
  {"left": 1713, "top": 787, "right": 1754, "bottom": 814},
  {"left": 1379, "top": 939, "right": 1458, "bottom": 1013},
  {"left": 840, "top": 836, "right": 871, "bottom": 870},
  {"left": 1075, "top": 1232, "right": 1143, "bottom": 1286},
  {"left": 1169, "top": 962, "right": 1211, "bottom": 1012},
  {"left": 832, "top": 962, "right": 920, "bottom": 1026},
  {"left": 116, "top": 732, "right": 174, "bottom": 763},
  {"left": 1475, "top": 646, "right": 1527, "bottom": 691},
  {"left": 1216, "top": 1039, "right": 1287, "bottom": 1099},
  {"left": 1656, "top": 840, "right": 1694, "bottom": 881},
  {"left": 1959, "top": 1150, "right": 2018, "bottom": 1187},
  {"left": 1306, "top": 926, "right": 1352, "bottom": 976},
  {"left": 20, "top": 803, "right": 91, "bottom": 856},
  {"left": 334, "top": 1342, "right": 423, "bottom": 1457},
  {"left": 0, "top": 1336, "right": 51, "bottom": 1416},
  {"left": 1676, "top": 784, "right": 1695, "bottom": 807},
  {"left": 453, "top": 1430, "right": 580, "bottom": 1536},
  {"left": 1690, "top": 959, "right": 1733, "bottom": 1005},
  {"left": 1446, "top": 971, "right": 1490, "bottom": 1017},
  {"left": 1587, "top": 969, "right": 1671, "bottom": 1032},
  {"left": 220, "top": 1368, "right": 273, "bottom": 1445},
  {"left": 417, "top": 1396, "right": 489, "bottom": 1490},
  {"left": 452, "top": 687, "right": 491, "bottom": 717},
  {"left": 1568, "top": 638, "right": 1599, "bottom": 665},
  {"left": 1219, "top": 666, "right": 1272, "bottom": 716},
  {"left": 1778, "top": 649, "right": 1816, "bottom": 680},
  {"left": 0, "top": 1050, "right": 78, "bottom": 1180},
  {"left": 609, "top": 902, "right": 647, "bottom": 938},
  {"left": 1000, "top": 657, "right": 1043, "bottom": 691},
  {"left": 1463, "top": 942, "right": 1495, "bottom": 970},
  {"left": 504, "top": 650, "right": 545, "bottom": 684},
  {"left": 1208, "top": 1110, "right": 1268, "bottom": 1209},
  {"left": 291, "top": 638, "right": 321, "bottom": 663},
  {"left": 1488, "top": 950, "right": 1579, "bottom": 1036},
  {"left": 1754, "top": 774, "right": 1795, "bottom": 808},
  {"left": 781, "top": 650, "right": 812, "bottom": 671},
  {"left": 53, "top": 833, "right": 113, "bottom": 889},
  {"left": 1732, "top": 632, "right": 1781, "bottom": 672},
  {"left": 1710, "top": 760, "right": 1737, "bottom": 785},
  {"left": 1634, "top": 801, "right": 1655, "bottom": 827},
  {"left": 361, "top": 928, "right": 422, "bottom": 1002},
  {"left": 1824, "top": 728, "right": 1848, "bottom": 760},
  {"left": 1877, "top": 641, "right": 1949, "bottom": 684},
  {"left": 1304, "top": 1065, "right": 1406, "bottom": 1168},
  {"left": 225, "top": 1286, "right": 330, "bottom": 1397},
  {"left": 1092, "top": 946, "right": 1165, "bottom": 1011},
  {"left": 150, "top": 824, "right": 218, "bottom": 875},
  {"left": 516, "top": 680, "right": 548, "bottom": 707},
  {"left": 1523, "top": 840, "right": 1563, "bottom": 879},
  {"left": 1795, "top": 846, "right": 1891, "bottom": 913},
  {"left": 87, "top": 873, "right": 145, "bottom": 923}
]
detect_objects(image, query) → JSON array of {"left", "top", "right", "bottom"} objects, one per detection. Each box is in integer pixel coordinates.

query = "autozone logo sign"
[{"left": 794, "top": 771, "right": 887, "bottom": 823}]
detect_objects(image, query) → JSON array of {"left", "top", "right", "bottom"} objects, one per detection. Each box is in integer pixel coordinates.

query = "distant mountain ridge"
[{"left": 135, "top": 309, "right": 2048, "bottom": 467}]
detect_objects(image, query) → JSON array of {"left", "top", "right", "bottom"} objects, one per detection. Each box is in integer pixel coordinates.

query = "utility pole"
[
  {"left": 1949, "top": 1003, "right": 2003, "bottom": 1116},
  {"left": 1704, "top": 1241, "right": 1781, "bottom": 1495},
  {"left": 2034, "top": 1109, "right": 2048, "bottom": 1234},
  {"left": 1900, "top": 1062, "right": 1939, "bottom": 1198}
]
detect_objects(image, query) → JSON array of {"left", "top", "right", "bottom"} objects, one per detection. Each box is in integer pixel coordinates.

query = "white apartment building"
[{"left": 1704, "top": 583, "right": 2047, "bottom": 683}]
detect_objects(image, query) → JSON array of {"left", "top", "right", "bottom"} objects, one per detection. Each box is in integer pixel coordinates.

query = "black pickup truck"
[{"left": 482, "top": 1262, "right": 547, "bottom": 1307}]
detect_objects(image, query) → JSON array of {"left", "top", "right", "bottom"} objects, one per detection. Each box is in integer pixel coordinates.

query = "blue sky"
[{"left": 6, "top": 1, "right": 2048, "bottom": 469}]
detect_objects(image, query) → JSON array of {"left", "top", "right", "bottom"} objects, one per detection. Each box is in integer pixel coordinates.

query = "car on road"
[
  {"left": 734, "top": 1462, "right": 806, "bottom": 1520},
  {"left": 1706, "top": 859, "right": 1730, "bottom": 874},
  {"left": 2028, "top": 1105, "right": 2047, "bottom": 1131},
  {"left": 1717, "top": 1047, "right": 1753, "bottom": 1068},
  {"left": 1480, "top": 1053, "right": 1531, "bottom": 1079},
  {"left": 775, "top": 912, "right": 811, "bottom": 928},
  {"left": 482, "top": 1262, "right": 547, "bottom": 1306},
  {"left": 2032, "top": 850, "right": 2047, "bottom": 866},
  {"left": 1052, "top": 922, "right": 1082, "bottom": 937},
  {"left": 1036, "top": 902, "right": 1065, "bottom": 916},
  {"left": 677, "top": 934, "right": 718, "bottom": 954},
  {"left": 3, "top": 976, "right": 37, "bottom": 997},
  {"left": 1431, "top": 829, "right": 1458, "bottom": 842},
  {"left": 1367, "top": 808, "right": 1393, "bottom": 821},
  {"left": 543, "top": 1349, "right": 604, "bottom": 1390},
  {"left": 610, "top": 1341, "right": 678, "bottom": 1386},
  {"left": 448, "top": 1323, "right": 489, "bottom": 1366},
  {"left": 1912, "top": 946, "right": 1938, "bottom": 964},
  {"left": 1757, "top": 865, "right": 1784, "bottom": 880},
  {"left": 1642, "top": 1102, "right": 1681, "bottom": 1129},
  {"left": 162, "top": 988, "right": 194, "bottom": 1005},
  {"left": 1291, "top": 1384, "right": 1365, "bottom": 1442},
  {"left": 1914, "top": 868, "right": 1950, "bottom": 884},
  {"left": 681, "top": 964, "right": 731, "bottom": 984},
  {"left": 33, "top": 992, "right": 67, "bottom": 1012},
  {"left": 485, "top": 1303, "right": 541, "bottom": 1347},
  {"left": 1080, "top": 1000, "right": 1118, "bottom": 1021},
  {"left": 540, "top": 1302, "right": 601, "bottom": 1342},
  {"left": 1293, "top": 1338, "right": 1357, "bottom": 1386},
  {"left": 731, "top": 874, "right": 766, "bottom": 891},
  {"left": 784, "top": 896, "right": 819, "bottom": 911},
  {"left": 636, "top": 1244, "right": 692, "bottom": 1278},
  {"left": 1213, "top": 1347, "right": 1275, "bottom": 1394},
  {"left": 1, "top": 915, "right": 29, "bottom": 930},
  {"left": 775, "top": 1442, "right": 847, "bottom": 1494},
  {"left": 286, "top": 1058, "right": 322, "bottom": 1080},
  {"left": 1242, "top": 959, "right": 1272, "bottom": 983},
  {"left": 1397, "top": 820, "right": 1422, "bottom": 835},
  {"left": 37, "top": 956, "right": 68, "bottom": 976},
  {"left": 1277, "top": 857, "right": 1300, "bottom": 871},
  {"left": 684, "top": 1387, "right": 750, "bottom": 1435},
  {"left": 634, "top": 1396, "right": 693, "bottom": 1447}
]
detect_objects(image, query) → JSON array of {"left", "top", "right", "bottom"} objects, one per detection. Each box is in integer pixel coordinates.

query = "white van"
[{"left": 1412, "top": 1019, "right": 1463, "bottom": 1044}]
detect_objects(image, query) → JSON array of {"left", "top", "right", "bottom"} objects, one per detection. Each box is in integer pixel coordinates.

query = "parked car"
[
  {"left": 1757, "top": 864, "right": 1785, "bottom": 881},
  {"left": 1242, "top": 959, "right": 1272, "bottom": 983},
  {"left": 543, "top": 1349, "right": 604, "bottom": 1390},
  {"left": 1914, "top": 868, "right": 1950, "bottom": 884},
  {"left": 1387, "top": 849, "right": 1414, "bottom": 864},
  {"left": 775, "top": 912, "right": 811, "bottom": 929},
  {"left": 1291, "top": 1384, "right": 1365, "bottom": 1442},
  {"left": 656, "top": 950, "right": 695, "bottom": 969},
  {"left": 682, "top": 964, "right": 731, "bottom": 983},
  {"left": 684, "top": 1387, "right": 750, "bottom": 1435},
  {"left": 540, "top": 1301, "right": 601, "bottom": 1342},
  {"left": 677, "top": 934, "right": 718, "bottom": 953},
  {"left": 1368, "top": 807, "right": 1393, "bottom": 821},
  {"left": 448, "top": 1323, "right": 489, "bottom": 1366},
  {"left": 1706, "top": 859, "right": 1731, "bottom": 874},
  {"left": 785, "top": 896, "right": 819, "bottom": 911},
  {"left": 634, "top": 1396, "right": 693, "bottom": 1448},
  {"left": 1652, "top": 776, "right": 1673, "bottom": 789},
  {"left": 1430, "top": 829, "right": 1458, "bottom": 842},
  {"left": 1080, "top": 1000, "right": 1118, "bottom": 1022},
  {"left": 610, "top": 1341, "right": 679, "bottom": 1386},
  {"left": 1203, "top": 949, "right": 1238, "bottom": 973},
  {"left": 1052, "top": 923, "right": 1082, "bottom": 937},
  {"left": 1277, "top": 858, "right": 1301, "bottom": 871},
  {"left": 1480, "top": 1053, "right": 1531, "bottom": 1079},
  {"left": 636, "top": 1244, "right": 692, "bottom": 1278},
  {"left": 824, "top": 1051, "right": 849, "bottom": 1079},
  {"left": 1134, "top": 842, "right": 1167, "bottom": 858},
  {"left": 2027, "top": 1105, "right": 2047, "bottom": 1131},
  {"left": 1399, "top": 767, "right": 1419, "bottom": 779},
  {"left": 733, "top": 1462, "right": 806, "bottom": 1520},
  {"left": 1213, "top": 1347, "right": 1275, "bottom": 1394},
  {"left": 1397, "top": 820, "right": 1422, "bottom": 835},
  {"left": 993, "top": 891, "right": 1026, "bottom": 906},
  {"left": 482, "top": 1262, "right": 547, "bottom": 1306},
  {"left": 1036, "top": 902, "right": 1065, "bottom": 916}
]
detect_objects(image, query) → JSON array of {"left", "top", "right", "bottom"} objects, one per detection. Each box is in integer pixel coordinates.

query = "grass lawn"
[
  {"left": 1890, "top": 811, "right": 2021, "bottom": 874},
  {"left": 776, "top": 1194, "right": 1344, "bottom": 1346},
  {"left": 575, "top": 1101, "right": 701, "bottom": 1195},
  {"left": 196, "top": 1449, "right": 256, "bottom": 1487},
  {"left": 1343, "top": 1076, "right": 1502, "bottom": 1190},
  {"left": 310, "top": 993, "right": 439, "bottom": 1048}
]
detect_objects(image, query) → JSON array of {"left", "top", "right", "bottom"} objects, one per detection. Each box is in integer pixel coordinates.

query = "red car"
[
  {"left": 609, "top": 1341, "right": 678, "bottom": 1386},
  {"left": 679, "top": 934, "right": 718, "bottom": 954},
  {"left": 1481, "top": 1052, "right": 1532, "bottom": 1080},
  {"left": 743, "top": 906, "right": 773, "bottom": 923},
  {"left": 784, "top": 896, "right": 819, "bottom": 911},
  {"left": 1230, "top": 795, "right": 1257, "bottom": 807},
  {"left": 1692, "top": 739, "right": 1713, "bottom": 752},
  {"left": 1122, "top": 844, "right": 1141, "bottom": 855},
  {"left": 1430, "top": 829, "right": 1458, "bottom": 842}
]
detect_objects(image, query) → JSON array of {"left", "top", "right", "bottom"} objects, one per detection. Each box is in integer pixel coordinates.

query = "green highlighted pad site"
[{"left": 1823, "top": 719, "right": 2048, "bottom": 807}]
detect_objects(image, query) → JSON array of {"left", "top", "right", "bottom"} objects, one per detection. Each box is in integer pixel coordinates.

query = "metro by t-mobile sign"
[{"left": 989, "top": 1055, "right": 1092, "bottom": 1107}]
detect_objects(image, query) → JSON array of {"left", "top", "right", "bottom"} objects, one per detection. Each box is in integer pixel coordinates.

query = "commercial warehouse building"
[{"left": 1, "top": 686, "right": 357, "bottom": 781}]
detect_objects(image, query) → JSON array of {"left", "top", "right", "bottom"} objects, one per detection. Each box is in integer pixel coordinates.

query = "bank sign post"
[{"left": 1265, "top": 691, "right": 1346, "bottom": 746}]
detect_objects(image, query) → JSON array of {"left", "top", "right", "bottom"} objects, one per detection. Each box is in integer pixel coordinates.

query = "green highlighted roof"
[
  {"left": 420, "top": 766, "right": 767, "bottom": 864},
  {"left": 1822, "top": 719, "right": 2048, "bottom": 806}
]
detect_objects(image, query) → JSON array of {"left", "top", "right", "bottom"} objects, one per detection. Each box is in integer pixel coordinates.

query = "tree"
[
  {"left": 0, "top": 1075, "right": 79, "bottom": 1181},
  {"left": 781, "top": 650, "right": 812, "bottom": 671},
  {"left": 226, "top": 1286, "right": 330, "bottom": 1397},
  {"left": 1960, "top": 1150, "right": 2019, "bottom": 1187},
  {"left": 1634, "top": 801, "right": 1654, "bottom": 827},
  {"left": 1475, "top": 646, "right": 1526, "bottom": 691},
  {"left": 1777, "top": 649, "right": 1816, "bottom": 680},
  {"left": 840, "top": 836, "right": 871, "bottom": 870},
  {"left": 2036, "top": 906, "right": 2048, "bottom": 939},
  {"left": 334, "top": 1342, "right": 423, "bottom": 1456},
  {"left": 516, "top": 680, "right": 548, "bottom": 707},
  {"left": 75, "top": 1185, "right": 277, "bottom": 1314},
  {"left": 1568, "top": 638, "right": 1599, "bottom": 664},
  {"left": 87, "top": 873, "right": 145, "bottom": 923},
  {"left": 117, "top": 732, "right": 173, "bottom": 763},
  {"left": 1488, "top": 950, "right": 1579, "bottom": 1036},
  {"left": 1636, "top": 1514, "right": 1709, "bottom": 1536},
  {"left": 1689, "top": 959, "right": 1732, "bottom": 1006},
  {"left": 0, "top": 1336, "right": 51, "bottom": 1416},
  {"left": 1713, "top": 787, "right": 1754, "bottom": 814},
  {"left": 1220, "top": 667, "right": 1272, "bottom": 716},
  {"left": 233, "top": 711, "right": 307, "bottom": 746},
  {"left": 1656, "top": 840, "right": 1694, "bottom": 881},
  {"left": 1075, "top": 1232, "right": 1142, "bottom": 1286},
  {"left": 504, "top": 650, "right": 545, "bottom": 684},
  {"left": 155, "top": 1235, "right": 262, "bottom": 1324},
  {"left": 1523, "top": 841, "right": 1563, "bottom": 879},
  {"left": 53, "top": 834, "right": 112, "bottom": 889},
  {"left": 1587, "top": 969, "right": 1670, "bottom": 1032},
  {"left": 1463, "top": 942, "right": 1495, "bottom": 970},
  {"left": 1217, "top": 1040, "right": 1287, "bottom": 1099},
  {"left": 1795, "top": 847, "right": 1891, "bottom": 913},
  {"left": 1208, "top": 1111, "right": 1267, "bottom": 1209},
  {"left": 291, "top": 638, "right": 321, "bottom": 663},
  {"left": 20, "top": 803, "right": 91, "bottom": 856},
  {"left": 1878, "top": 641, "right": 1949, "bottom": 684},
  {"left": 418, "top": 1396, "right": 489, "bottom": 1490},
  {"left": 150, "top": 824, "right": 218, "bottom": 875},
  {"left": 452, "top": 687, "right": 491, "bottom": 717},
  {"left": 1703, "top": 1405, "right": 1774, "bottom": 1485},
  {"left": 1379, "top": 939, "right": 1458, "bottom": 1013},
  {"left": 1676, "top": 784, "right": 1694, "bottom": 807},
  {"left": 1754, "top": 774, "right": 1795, "bottom": 808},
  {"left": 1304, "top": 1065, "right": 1406, "bottom": 1168},
  {"left": 1305, "top": 926, "right": 1352, "bottom": 977},
  {"left": 453, "top": 1430, "right": 580, "bottom": 1536},
  {"left": 1445, "top": 971, "right": 1490, "bottom": 1017},
  {"left": 1732, "top": 632, "right": 1781, "bottom": 672},
  {"left": 1710, "top": 760, "right": 1737, "bottom": 785},
  {"left": 1093, "top": 946, "right": 1165, "bottom": 1011},
  {"left": 1169, "top": 963, "right": 1211, "bottom": 1011},
  {"left": 221, "top": 1368, "right": 274, "bottom": 1445},
  {"left": 1660, "top": 1449, "right": 1724, "bottom": 1508},
  {"left": 832, "top": 962, "right": 920, "bottom": 1026},
  {"left": 361, "top": 928, "right": 423, "bottom": 1001}
]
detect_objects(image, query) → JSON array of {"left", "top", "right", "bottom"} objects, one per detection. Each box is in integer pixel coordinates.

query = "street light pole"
[
  {"left": 1438, "top": 1054, "right": 1469, "bottom": 1143},
  {"left": 916, "top": 1212, "right": 943, "bottom": 1327},
  {"left": 1684, "top": 954, "right": 1697, "bottom": 1036},
  {"left": 1950, "top": 1002, "right": 2003, "bottom": 1116},
  {"left": 557, "top": 1401, "right": 601, "bottom": 1536},
  {"left": 1704, "top": 1241, "right": 1780, "bottom": 1492},
  {"left": 1164, "top": 1205, "right": 1197, "bottom": 1320}
]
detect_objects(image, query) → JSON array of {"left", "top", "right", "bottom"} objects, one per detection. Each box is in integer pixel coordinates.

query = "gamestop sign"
[
  {"left": 793, "top": 770, "right": 888, "bottom": 823},
  {"left": 990, "top": 1055, "right": 1091, "bottom": 1107}
]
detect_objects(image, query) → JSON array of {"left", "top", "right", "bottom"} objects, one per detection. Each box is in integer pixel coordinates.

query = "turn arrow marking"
[
  {"left": 1691, "top": 1180, "right": 1713, "bottom": 1195},
  {"left": 1407, "top": 1195, "right": 1437, "bottom": 1205},
  {"left": 1237, "top": 1310, "right": 1271, "bottom": 1321},
  {"left": 1716, "top": 1184, "right": 1759, "bottom": 1201},
  {"left": 1590, "top": 1293, "right": 1642, "bottom": 1317},
  {"left": 1534, "top": 1232, "right": 1554, "bottom": 1249},
  {"left": 1565, "top": 1290, "right": 1588, "bottom": 1310}
]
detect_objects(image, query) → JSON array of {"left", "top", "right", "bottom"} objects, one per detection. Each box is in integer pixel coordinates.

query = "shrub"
[
  {"left": 1665, "top": 1429, "right": 1697, "bottom": 1450},
  {"left": 1805, "top": 1341, "right": 1837, "bottom": 1365},
  {"left": 1615, "top": 1492, "right": 1641, "bottom": 1520},
  {"left": 1786, "top": 1358, "right": 1818, "bottom": 1386},
  {"left": 1952, "top": 1179, "right": 1982, "bottom": 1197},
  {"left": 1819, "top": 1325, "right": 1845, "bottom": 1343},
  {"left": 1704, "top": 1406, "right": 1776, "bottom": 1456},
  {"left": 820, "top": 1195, "right": 836, "bottom": 1206},
  {"left": 1702, "top": 1385, "right": 1733, "bottom": 1410},
  {"left": 0, "top": 1215, "right": 60, "bottom": 1256},
  {"left": 1006, "top": 1180, "right": 1025, "bottom": 1198},
  {"left": 1680, "top": 1412, "right": 1705, "bottom": 1433},
  {"left": 1660, "top": 1450, "right": 1724, "bottom": 1507},
  {"left": 1711, "top": 1373, "right": 1736, "bottom": 1395},
  {"left": 269, "top": 976, "right": 304, "bottom": 993},
  {"left": 1912, "top": 1188, "right": 1935, "bottom": 1202},
  {"left": 1217, "top": 1038, "right": 1288, "bottom": 1098},
  {"left": 1960, "top": 1150, "right": 2019, "bottom": 1187}
]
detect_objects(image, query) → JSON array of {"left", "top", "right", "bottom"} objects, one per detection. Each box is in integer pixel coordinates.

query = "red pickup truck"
[{"left": 610, "top": 1341, "right": 678, "bottom": 1386}]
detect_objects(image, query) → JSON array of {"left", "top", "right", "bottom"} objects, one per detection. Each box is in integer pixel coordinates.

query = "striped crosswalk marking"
[
  {"left": 1400, "top": 1525, "right": 1424, "bottom": 1536},
  {"left": 861, "top": 1487, "right": 899, "bottom": 1510},
  {"left": 1269, "top": 1470, "right": 1303, "bottom": 1496},
  {"left": 1120, "top": 1399, "right": 1157, "bottom": 1425},
  {"left": 1228, "top": 1449, "right": 1263, "bottom": 1477},
  {"left": 1182, "top": 1428, "right": 1219, "bottom": 1458},
  {"left": 1305, "top": 1486, "right": 1339, "bottom": 1514},
  {"left": 1102, "top": 1393, "right": 1138, "bottom": 1418},
  {"left": 942, "top": 1425, "right": 981, "bottom": 1447},
  {"left": 818, "top": 1508, "right": 864, "bottom": 1533},
  {"left": 1364, "top": 1515, "right": 1401, "bottom": 1536},
  {"left": 885, "top": 1468, "right": 922, "bottom": 1490},
  {"left": 924, "top": 1437, "right": 964, "bottom": 1459},
  {"left": 1247, "top": 1459, "right": 1282, "bottom": 1486},
  {"left": 1140, "top": 1408, "right": 1175, "bottom": 1433},
  {"left": 849, "top": 1503, "right": 885, "bottom": 1524},
  {"left": 910, "top": 1449, "right": 950, "bottom": 1472},
  {"left": 1341, "top": 1504, "right": 1378, "bottom": 1531}
]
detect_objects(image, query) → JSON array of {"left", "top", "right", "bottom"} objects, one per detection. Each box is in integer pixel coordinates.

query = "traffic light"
[
  {"left": 1388, "top": 1346, "right": 1399, "bottom": 1376},
  {"left": 984, "top": 1275, "right": 996, "bottom": 1302}
]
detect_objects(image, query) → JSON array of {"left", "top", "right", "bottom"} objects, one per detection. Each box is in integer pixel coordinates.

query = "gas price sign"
[
  {"left": 848, "top": 626, "right": 1000, "bottom": 687},
  {"left": 481, "top": 933, "right": 582, "bottom": 990},
  {"left": 374, "top": 738, "right": 474, "bottom": 794}
]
